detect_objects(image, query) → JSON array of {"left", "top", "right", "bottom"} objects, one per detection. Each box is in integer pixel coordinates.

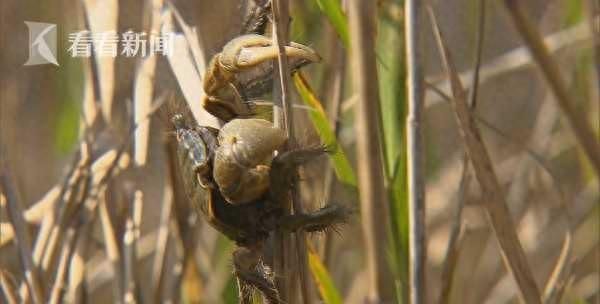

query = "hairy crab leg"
[
  {"left": 278, "top": 204, "right": 352, "bottom": 233},
  {"left": 233, "top": 246, "right": 281, "bottom": 304},
  {"left": 268, "top": 146, "right": 329, "bottom": 206}
]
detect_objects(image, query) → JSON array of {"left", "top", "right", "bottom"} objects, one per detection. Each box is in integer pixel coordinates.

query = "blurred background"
[{"left": 0, "top": 0, "right": 598, "bottom": 303}]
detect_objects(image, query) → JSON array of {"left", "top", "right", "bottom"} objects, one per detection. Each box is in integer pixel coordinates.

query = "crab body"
[
  {"left": 173, "top": 116, "right": 278, "bottom": 245},
  {"left": 172, "top": 115, "right": 350, "bottom": 303},
  {"left": 171, "top": 16, "right": 349, "bottom": 303}
]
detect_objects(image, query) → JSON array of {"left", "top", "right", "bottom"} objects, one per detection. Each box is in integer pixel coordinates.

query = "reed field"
[{"left": 0, "top": 0, "right": 598, "bottom": 303}]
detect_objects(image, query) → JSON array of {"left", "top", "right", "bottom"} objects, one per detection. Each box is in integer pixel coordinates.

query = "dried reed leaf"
[
  {"left": 427, "top": 21, "right": 592, "bottom": 107},
  {"left": 428, "top": 6, "right": 542, "bottom": 304},
  {"left": 162, "top": 4, "right": 220, "bottom": 128}
]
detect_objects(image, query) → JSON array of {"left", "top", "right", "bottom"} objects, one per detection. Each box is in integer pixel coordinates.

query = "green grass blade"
[
  {"left": 377, "top": 2, "right": 409, "bottom": 296},
  {"left": 307, "top": 246, "right": 343, "bottom": 304},
  {"left": 315, "top": 0, "right": 349, "bottom": 47},
  {"left": 293, "top": 72, "right": 357, "bottom": 187}
]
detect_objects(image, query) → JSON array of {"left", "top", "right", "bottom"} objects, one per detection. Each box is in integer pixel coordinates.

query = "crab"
[
  {"left": 202, "top": 34, "right": 320, "bottom": 121},
  {"left": 174, "top": 13, "right": 347, "bottom": 302},
  {"left": 171, "top": 114, "right": 349, "bottom": 303}
]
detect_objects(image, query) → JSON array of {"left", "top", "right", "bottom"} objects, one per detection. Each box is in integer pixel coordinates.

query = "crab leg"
[
  {"left": 233, "top": 246, "right": 281, "bottom": 304},
  {"left": 278, "top": 204, "right": 352, "bottom": 233},
  {"left": 268, "top": 146, "right": 329, "bottom": 206}
]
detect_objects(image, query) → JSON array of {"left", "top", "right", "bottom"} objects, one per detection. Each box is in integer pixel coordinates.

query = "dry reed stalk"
[
  {"left": 440, "top": 2, "right": 485, "bottom": 300},
  {"left": 427, "top": 6, "right": 542, "bottom": 304},
  {"left": 98, "top": 193, "right": 123, "bottom": 302},
  {"left": 48, "top": 228, "right": 77, "bottom": 304},
  {"left": 30, "top": 146, "right": 87, "bottom": 267},
  {"left": 321, "top": 27, "right": 346, "bottom": 269},
  {"left": 500, "top": 0, "right": 600, "bottom": 176},
  {"left": 151, "top": 182, "right": 173, "bottom": 303},
  {"left": 0, "top": 270, "right": 19, "bottom": 304},
  {"left": 0, "top": 169, "right": 44, "bottom": 304},
  {"left": 82, "top": 0, "right": 118, "bottom": 123},
  {"left": 123, "top": 218, "right": 138, "bottom": 303},
  {"left": 542, "top": 232, "right": 573, "bottom": 304},
  {"left": 271, "top": 0, "right": 308, "bottom": 302},
  {"left": 134, "top": 0, "right": 165, "bottom": 166},
  {"left": 438, "top": 160, "right": 469, "bottom": 304},
  {"left": 66, "top": 223, "right": 90, "bottom": 303},
  {"left": 405, "top": 0, "right": 426, "bottom": 302},
  {"left": 438, "top": 223, "right": 466, "bottom": 304},
  {"left": 347, "top": 1, "right": 394, "bottom": 302}
]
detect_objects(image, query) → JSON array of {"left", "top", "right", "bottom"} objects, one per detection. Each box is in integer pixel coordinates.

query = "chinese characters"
[{"left": 68, "top": 30, "right": 174, "bottom": 58}]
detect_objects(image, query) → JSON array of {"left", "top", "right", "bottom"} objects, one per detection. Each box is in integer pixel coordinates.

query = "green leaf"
[
  {"left": 315, "top": 0, "right": 349, "bottom": 48},
  {"left": 293, "top": 72, "right": 357, "bottom": 187},
  {"left": 307, "top": 246, "right": 343, "bottom": 304},
  {"left": 377, "top": 1, "right": 409, "bottom": 294}
]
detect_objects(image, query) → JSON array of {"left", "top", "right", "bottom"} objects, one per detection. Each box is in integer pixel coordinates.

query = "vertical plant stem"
[
  {"left": 48, "top": 228, "right": 77, "bottom": 304},
  {"left": 151, "top": 183, "right": 173, "bottom": 303},
  {"left": 271, "top": 1, "right": 306, "bottom": 302},
  {"left": 0, "top": 270, "right": 19, "bottom": 304},
  {"left": 0, "top": 170, "right": 45, "bottom": 304},
  {"left": 500, "top": 0, "right": 600, "bottom": 176},
  {"left": 123, "top": 218, "right": 138, "bottom": 304},
  {"left": 405, "top": 0, "right": 426, "bottom": 302},
  {"left": 587, "top": 0, "right": 600, "bottom": 93},
  {"left": 347, "top": 2, "right": 394, "bottom": 302},
  {"left": 98, "top": 191, "right": 123, "bottom": 303}
]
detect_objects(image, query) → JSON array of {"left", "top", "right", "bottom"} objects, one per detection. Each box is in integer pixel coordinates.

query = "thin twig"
[
  {"left": 348, "top": 1, "right": 394, "bottom": 302},
  {"left": 405, "top": 0, "right": 426, "bottom": 302},
  {"left": 0, "top": 169, "right": 44, "bottom": 304},
  {"left": 438, "top": 223, "right": 466, "bottom": 304},
  {"left": 151, "top": 183, "right": 173, "bottom": 303},
  {"left": 0, "top": 270, "right": 19, "bottom": 304},
  {"left": 123, "top": 218, "right": 138, "bottom": 304},
  {"left": 271, "top": 0, "right": 310, "bottom": 303},
  {"left": 98, "top": 191, "right": 123, "bottom": 303},
  {"left": 48, "top": 228, "right": 78, "bottom": 304},
  {"left": 428, "top": 5, "right": 542, "bottom": 304},
  {"left": 321, "top": 20, "right": 347, "bottom": 269},
  {"left": 65, "top": 222, "right": 91, "bottom": 303},
  {"left": 439, "top": 3, "right": 486, "bottom": 301},
  {"left": 438, "top": 158, "right": 470, "bottom": 304},
  {"left": 542, "top": 232, "right": 573, "bottom": 304},
  {"left": 500, "top": 0, "right": 600, "bottom": 176}
]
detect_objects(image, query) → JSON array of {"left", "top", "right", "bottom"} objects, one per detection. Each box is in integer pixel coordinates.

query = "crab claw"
[{"left": 220, "top": 34, "right": 320, "bottom": 72}]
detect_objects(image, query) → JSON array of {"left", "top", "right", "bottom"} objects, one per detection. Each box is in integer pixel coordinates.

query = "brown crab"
[
  {"left": 176, "top": 11, "right": 347, "bottom": 302},
  {"left": 171, "top": 114, "right": 349, "bottom": 303}
]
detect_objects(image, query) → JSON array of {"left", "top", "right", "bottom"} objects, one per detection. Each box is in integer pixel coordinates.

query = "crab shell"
[{"left": 213, "top": 118, "right": 287, "bottom": 205}]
